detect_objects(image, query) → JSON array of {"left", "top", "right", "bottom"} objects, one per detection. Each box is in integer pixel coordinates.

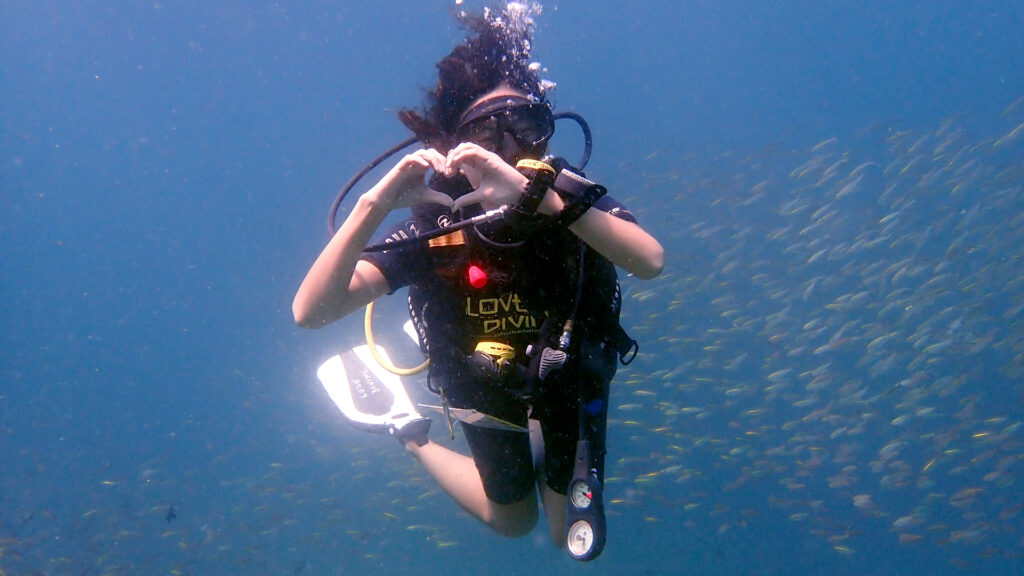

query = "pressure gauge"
[
  {"left": 570, "top": 479, "right": 592, "bottom": 510},
  {"left": 566, "top": 519, "right": 595, "bottom": 558},
  {"left": 564, "top": 440, "right": 605, "bottom": 561}
]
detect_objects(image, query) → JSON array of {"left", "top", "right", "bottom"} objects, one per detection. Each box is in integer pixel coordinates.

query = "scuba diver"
[{"left": 293, "top": 4, "right": 663, "bottom": 560}]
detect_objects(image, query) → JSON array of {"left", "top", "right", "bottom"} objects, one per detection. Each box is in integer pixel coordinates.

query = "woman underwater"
[{"left": 293, "top": 4, "right": 663, "bottom": 553}]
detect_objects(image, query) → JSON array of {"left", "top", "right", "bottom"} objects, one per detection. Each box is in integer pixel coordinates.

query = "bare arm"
[
  {"left": 292, "top": 196, "right": 392, "bottom": 328},
  {"left": 293, "top": 149, "right": 452, "bottom": 328},
  {"left": 447, "top": 143, "right": 665, "bottom": 279},
  {"left": 544, "top": 192, "right": 664, "bottom": 280}
]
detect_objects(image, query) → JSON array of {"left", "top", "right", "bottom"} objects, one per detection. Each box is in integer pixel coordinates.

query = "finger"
[
  {"left": 399, "top": 152, "right": 431, "bottom": 171},
  {"left": 445, "top": 142, "right": 486, "bottom": 170},
  {"left": 446, "top": 147, "right": 480, "bottom": 167},
  {"left": 417, "top": 148, "right": 448, "bottom": 166},
  {"left": 420, "top": 149, "right": 451, "bottom": 176},
  {"left": 452, "top": 190, "right": 485, "bottom": 212},
  {"left": 448, "top": 141, "right": 482, "bottom": 156},
  {"left": 459, "top": 165, "right": 482, "bottom": 188},
  {"left": 418, "top": 189, "right": 455, "bottom": 208}
]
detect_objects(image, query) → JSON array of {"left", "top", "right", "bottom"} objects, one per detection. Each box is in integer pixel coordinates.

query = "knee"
[
  {"left": 492, "top": 513, "right": 537, "bottom": 538},
  {"left": 488, "top": 498, "right": 539, "bottom": 538}
]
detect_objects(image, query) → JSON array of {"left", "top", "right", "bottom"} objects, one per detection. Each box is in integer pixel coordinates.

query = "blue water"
[{"left": 3, "top": 1, "right": 1023, "bottom": 574}]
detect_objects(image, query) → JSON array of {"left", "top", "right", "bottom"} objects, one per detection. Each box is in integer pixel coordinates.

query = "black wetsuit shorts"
[{"left": 436, "top": 338, "right": 615, "bottom": 505}]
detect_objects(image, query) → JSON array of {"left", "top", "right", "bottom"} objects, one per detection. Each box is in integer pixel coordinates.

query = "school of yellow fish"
[{"left": 606, "top": 100, "right": 1024, "bottom": 565}]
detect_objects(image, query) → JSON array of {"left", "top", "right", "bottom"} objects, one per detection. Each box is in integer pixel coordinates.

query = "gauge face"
[
  {"left": 567, "top": 520, "right": 594, "bottom": 557},
  {"left": 570, "top": 480, "right": 592, "bottom": 509}
]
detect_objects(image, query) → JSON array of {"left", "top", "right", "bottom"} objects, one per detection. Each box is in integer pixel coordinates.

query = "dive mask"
[{"left": 455, "top": 95, "right": 554, "bottom": 157}]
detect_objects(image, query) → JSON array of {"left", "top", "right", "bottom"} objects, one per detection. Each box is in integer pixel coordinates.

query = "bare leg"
[
  {"left": 404, "top": 440, "right": 538, "bottom": 537},
  {"left": 529, "top": 419, "right": 567, "bottom": 546},
  {"left": 540, "top": 484, "right": 567, "bottom": 546}
]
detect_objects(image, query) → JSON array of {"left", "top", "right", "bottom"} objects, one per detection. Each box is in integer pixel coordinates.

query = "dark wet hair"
[{"left": 399, "top": 8, "right": 547, "bottom": 151}]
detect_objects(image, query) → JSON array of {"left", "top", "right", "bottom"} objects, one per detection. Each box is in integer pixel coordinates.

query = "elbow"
[
  {"left": 634, "top": 262, "right": 663, "bottom": 280},
  {"left": 634, "top": 245, "right": 665, "bottom": 280},
  {"left": 293, "top": 309, "right": 314, "bottom": 330},
  {"left": 294, "top": 291, "right": 351, "bottom": 329},
  {"left": 292, "top": 297, "right": 322, "bottom": 330}
]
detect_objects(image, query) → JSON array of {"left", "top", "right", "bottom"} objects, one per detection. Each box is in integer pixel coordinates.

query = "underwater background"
[{"left": 3, "top": 1, "right": 1023, "bottom": 574}]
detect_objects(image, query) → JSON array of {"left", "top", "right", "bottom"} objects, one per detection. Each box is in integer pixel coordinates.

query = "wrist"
[
  {"left": 548, "top": 162, "right": 607, "bottom": 228},
  {"left": 358, "top": 187, "right": 395, "bottom": 215},
  {"left": 513, "top": 159, "right": 557, "bottom": 217},
  {"left": 512, "top": 172, "right": 530, "bottom": 202},
  {"left": 537, "top": 189, "right": 565, "bottom": 216}
]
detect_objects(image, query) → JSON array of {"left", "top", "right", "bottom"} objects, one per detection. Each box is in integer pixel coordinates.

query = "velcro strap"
[
  {"left": 554, "top": 184, "right": 607, "bottom": 227},
  {"left": 514, "top": 160, "right": 556, "bottom": 217},
  {"left": 608, "top": 323, "right": 638, "bottom": 365}
]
